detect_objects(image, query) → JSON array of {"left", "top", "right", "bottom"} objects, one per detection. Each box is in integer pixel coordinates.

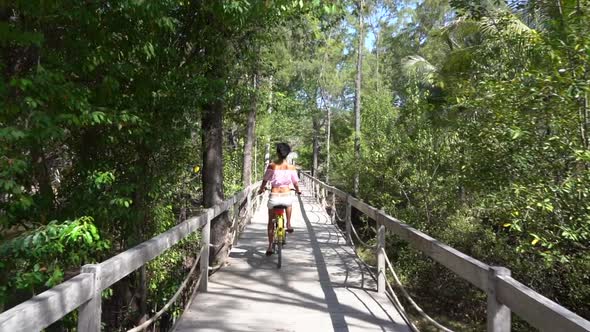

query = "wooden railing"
[
  {"left": 0, "top": 182, "right": 263, "bottom": 332},
  {"left": 300, "top": 171, "right": 590, "bottom": 332}
]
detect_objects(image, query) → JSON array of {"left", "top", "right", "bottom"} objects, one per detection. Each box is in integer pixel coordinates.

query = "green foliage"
[
  {"left": 1, "top": 0, "right": 201, "bottom": 324},
  {"left": 0, "top": 217, "right": 108, "bottom": 305},
  {"left": 326, "top": 0, "right": 590, "bottom": 328},
  {"left": 0, "top": 0, "right": 330, "bottom": 327},
  {"left": 3, "top": 0, "right": 588, "bottom": 329}
]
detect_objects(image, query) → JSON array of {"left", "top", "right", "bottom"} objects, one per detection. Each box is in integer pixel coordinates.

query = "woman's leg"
[
  {"left": 286, "top": 206, "right": 293, "bottom": 230},
  {"left": 267, "top": 208, "right": 274, "bottom": 252}
]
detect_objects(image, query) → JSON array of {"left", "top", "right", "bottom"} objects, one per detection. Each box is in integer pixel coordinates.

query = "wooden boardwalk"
[
  {"left": 2, "top": 177, "right": 588, "bottom": 332},
  {"left": 174, "top": 185, "right": 411, "bottom": 332}
]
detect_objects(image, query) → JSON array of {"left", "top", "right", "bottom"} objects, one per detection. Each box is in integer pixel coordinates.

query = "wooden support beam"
[
  {"left": 345, "top": 197, "right": 352, "bottom": 245},
  {"left": 331, "top": 192, "right": 336, "bottom": 224},
  {"left": 200, "top": 214, "right": 211, "bottom": 292},
  {"left": 78, "top": 264, "right": 102, "bottom": 332},
  {"left": 487, "top": 266, "right": 511, "bottom": 332},
  {"left": 377, "top": 223, "right": 386, "bottom": 294}
]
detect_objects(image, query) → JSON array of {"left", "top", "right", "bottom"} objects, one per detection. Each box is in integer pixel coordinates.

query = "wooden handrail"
[
  {"left": 300, "top": 172, "right": 590, "bottom": 332},
  {"left": 0, "top": 273, "right": 94, "bottom": 332},
  {"left": 0, "top": 181, "right": 262, "bottom": 332}
]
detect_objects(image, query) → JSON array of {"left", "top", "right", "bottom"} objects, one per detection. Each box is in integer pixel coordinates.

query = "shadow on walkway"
[{"left": 173, "top": 186, "right": 410, "bottom": 332}]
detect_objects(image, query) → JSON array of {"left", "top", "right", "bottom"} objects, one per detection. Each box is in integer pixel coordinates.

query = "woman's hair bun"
[{"left": 276, "top": 143, "right": 291, "bottom": 159}]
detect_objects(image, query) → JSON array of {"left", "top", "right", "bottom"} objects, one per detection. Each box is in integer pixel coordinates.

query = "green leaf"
[{"left": 83, "top": 232, "right": 93, "bottom": 244}]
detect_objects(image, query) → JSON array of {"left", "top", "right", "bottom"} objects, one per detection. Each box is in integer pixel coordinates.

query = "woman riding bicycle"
[{"left": 258, "top": 143, "right": 302, "bottom": 256}]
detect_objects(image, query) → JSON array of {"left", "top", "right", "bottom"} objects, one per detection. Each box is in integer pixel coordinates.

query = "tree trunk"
[
  {"left": 326, "top": 105, "right": 331, "bottom": 183},
  {"left": 264, "top": 142, "right": 271, "bottom": 168},
  {"left": 312, "top": 116, "right": 320, "bottom": 177},
  {"left": 201, "top": 54, "right": 231, "bottom": 265},
  {"left": 585, "top": 91, "right": 589, "bottom": 150},
  {"left": 268, "top": 75, "right": 274, "bottom": 114},
  {"left": 199, "top": 2, "right": 233, "bottom": 265},
  {"left": 201, "top": 74, "right": 230, "bottom": 264},
  {"left": 30, "top": 144, "right": 55, "bottom": 224},
  {"left": 264, "top": 75, "right": 273, "bottom": 171},
  {"left": 318, "top": 31, "right": 333, "bottom": 183},
  {"left": 228, "top": 124, "right": 239, "bottom": 151},
  {"left": 254, "top": 138, "right": 258, "bottom": 181},
  {"left": 353, "top": 0, "right": 364, "bottom": 196},
  {"left": 242, "top": 74, "right": 257, "bottom": 187},
  {"left": 375, "top": 23, "right": 382, "bottom": 85}
]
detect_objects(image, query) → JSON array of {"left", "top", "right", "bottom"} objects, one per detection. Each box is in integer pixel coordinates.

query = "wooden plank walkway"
[{"left": 174, "top": 184, "right": 411, "bottom": 332}]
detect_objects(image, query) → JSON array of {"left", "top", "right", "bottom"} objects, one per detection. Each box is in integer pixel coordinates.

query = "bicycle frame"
[{"left": 272, "top": 207, "right": 287, "bottom": 268}]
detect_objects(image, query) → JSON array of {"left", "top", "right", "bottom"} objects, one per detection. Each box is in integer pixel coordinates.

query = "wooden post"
[
  {"left": 345, "top": 196, "right": 352, "bottom": 245},
  {"left": 78, "top": 264, "right": 101, "bottom": 332},
  {"left": 234, "top": 200, "right": 240, "bottom": 226},
  {"left": 232, "top": 199, "right": 241, "bottom": 246},
  {"left": 199, "top": 215, "right": 211, "bottom": 292},
  {"left": 377, "top": 223, "right": 386, "bottom": 294},
  {"left": 246, "top": 190, "right": 252, "bottom": 224},
  {"left": 487, "top": 266, "right": 511, "bottom": 332},
  {"left": 331, "top": 191, "right": 336, "bottom": 224},
  {"left": 316, "top": 181, "right": 319, "bottom": 199}
]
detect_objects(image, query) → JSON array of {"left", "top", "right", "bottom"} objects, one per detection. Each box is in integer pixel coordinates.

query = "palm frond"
[
  {"left": 401, "top": 55, "right": 437, "bottom": 85},
  {"left": 439, "top": 17, "right": 483, "bottom": 48},
  {"left": 480, "top": 11, "right": 537, "bottom": 37}
]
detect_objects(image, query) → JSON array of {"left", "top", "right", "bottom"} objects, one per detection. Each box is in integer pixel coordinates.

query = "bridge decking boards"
[{"left": 173, "top": 184, "right": 411, "bottom": 332}]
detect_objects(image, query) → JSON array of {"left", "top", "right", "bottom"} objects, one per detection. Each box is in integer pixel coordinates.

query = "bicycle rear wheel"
[
  {"left": 276, "top": 241, "right": 282, "bottom": 268},
  {"left": 276, "top": 215, "right": 284, "bottom": 268}
]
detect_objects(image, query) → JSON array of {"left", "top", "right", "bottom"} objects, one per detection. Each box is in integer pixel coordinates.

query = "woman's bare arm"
[{"left": 258, "top": 180, "right": 268, "bottom": 194}]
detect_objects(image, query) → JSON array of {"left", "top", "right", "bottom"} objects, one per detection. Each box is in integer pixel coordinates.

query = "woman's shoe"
[
  {"left": 265, "top": 249, "right": 273, "bottom": 256},
  {"left": 286, "top": 228, "right": 294, "bottom": 233}
]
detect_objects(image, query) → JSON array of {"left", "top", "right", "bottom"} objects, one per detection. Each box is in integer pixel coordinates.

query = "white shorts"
[{"left": 267, "top": 192, "right": 294, "bottom": 209}]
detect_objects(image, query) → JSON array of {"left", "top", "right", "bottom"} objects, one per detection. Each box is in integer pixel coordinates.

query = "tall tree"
[
  {"left": 242, "top": 73, "right": 258, "bottom": 187},
  {"left": 353, "top": 0, "right": 364, "bottom": 195}
]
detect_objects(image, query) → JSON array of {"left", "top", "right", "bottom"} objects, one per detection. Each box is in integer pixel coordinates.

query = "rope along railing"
[
  {"left": 313, "top": 180, "right": 438, "bottom": 331},
  {"left": 381, "top": 247, "right": 452, "bottom": 332},
  {"left": 0, "top": 181, "right": 263, "bottom": 332},
  {"left": 304, "top": 172, "right": 419, "bottom": 332},
  {"left": 310, "top": 179, "right": 431, "bottom": 330},
  {"left": 332, "top": 198, "right": 347, "bottom": 222},
  {"left": 310, "top": 177, "right": 378, "bottom": 256},
  {"left": 127, "top": 252, "right": 202, "bottom": 332},
  {"left": 209, "top": 190, "right": 266, "bottom": 271},
  {"left": 347, "top": 215, "right": 377, "bottom": 250},
  {"left": 300, "top": 171, "right": 590, "bottom": 332},
  {"left": 127, "top": 185, "right": 265, "bottom": 330},
  {"left": 303, "top": 177, "right": 381, "bottom": 275},
  {"left": 131, "top": 187, "right": 265, "bottom": 331}
]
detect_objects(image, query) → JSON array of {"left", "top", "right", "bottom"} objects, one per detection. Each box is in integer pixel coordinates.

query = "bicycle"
[
  {"left": 265, "top": 188, "right": 300, "bottom": 268},
  {"left": 259, "top": 188, "right": 301, "bottom": 269},
  {"left": 271, "top": 204, "right": 288, "bottom": 268}
]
